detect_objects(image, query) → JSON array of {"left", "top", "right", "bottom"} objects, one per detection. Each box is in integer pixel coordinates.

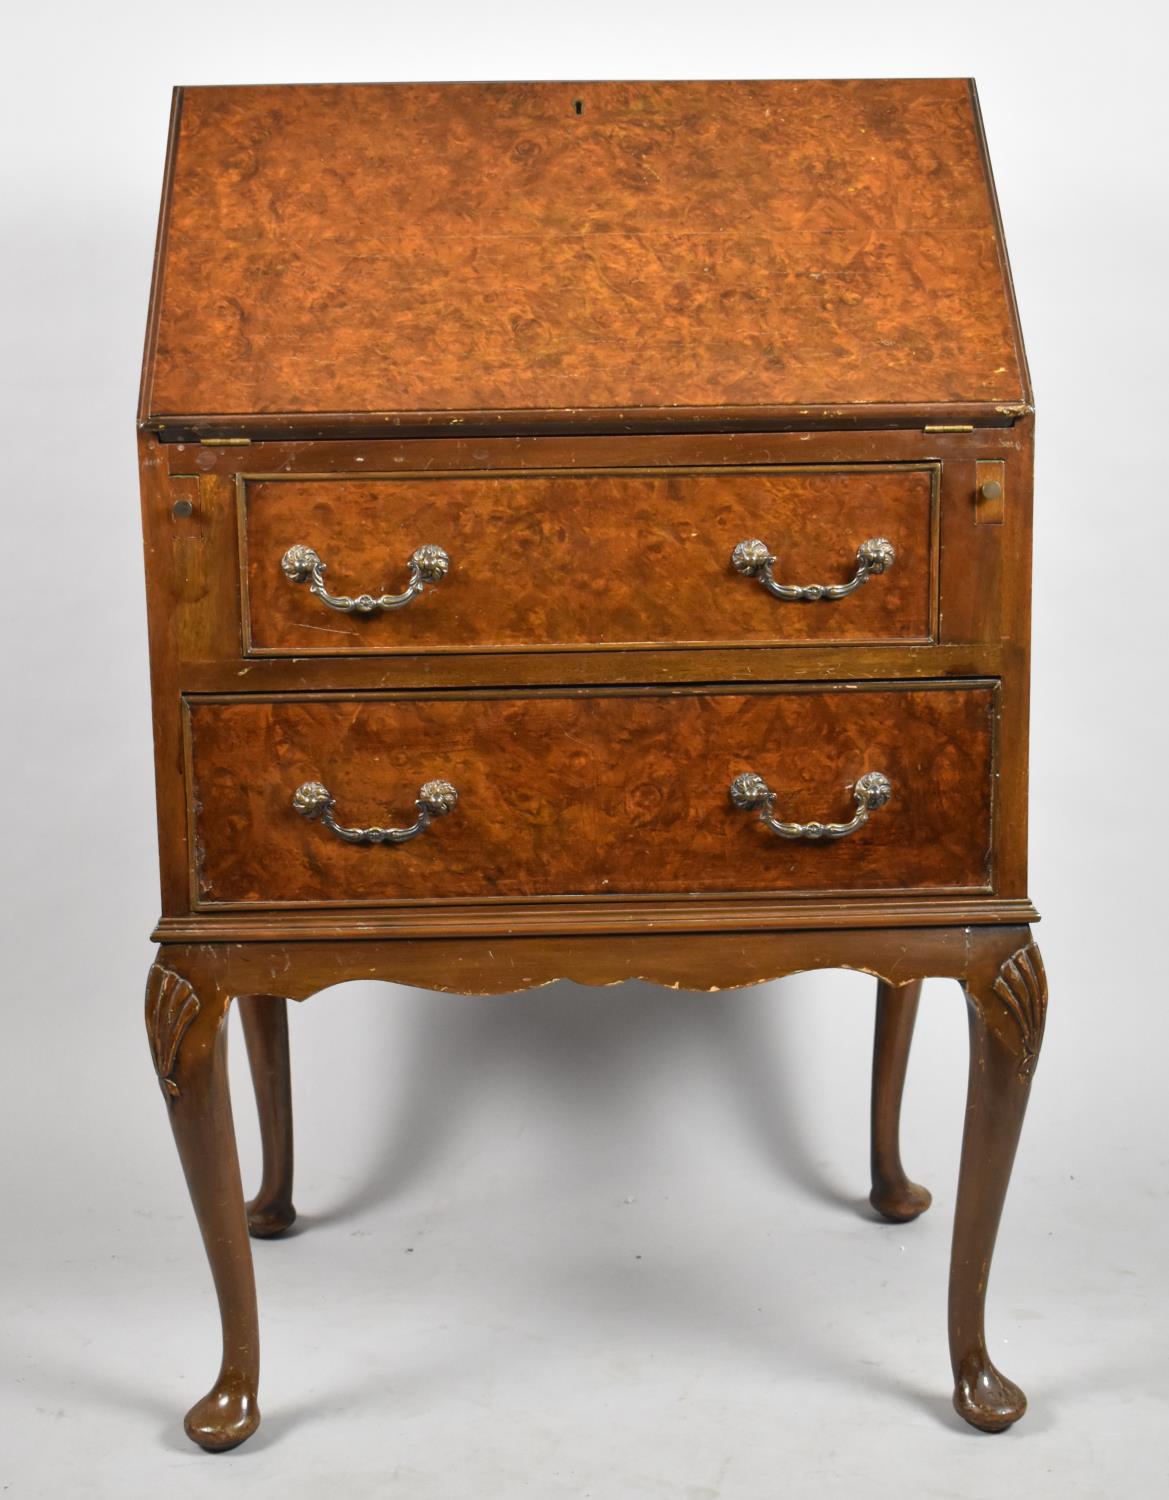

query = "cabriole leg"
[
  {"left": 869, "top": 978, "right": 932, "bottom": 1222},
  {"left": 146, "top": 958, "right": 261, "bottom": 1452},
  {"left": 949, "top": 935, "right": 1048, "bottom": 1431},
  {"left": 239, "top": 995, "right": 297, "bottom": 1238}
]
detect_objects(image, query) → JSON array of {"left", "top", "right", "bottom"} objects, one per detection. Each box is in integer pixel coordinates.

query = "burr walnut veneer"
[{"left": 138, "top": 80, "right": 1045, "bottom": 1451}]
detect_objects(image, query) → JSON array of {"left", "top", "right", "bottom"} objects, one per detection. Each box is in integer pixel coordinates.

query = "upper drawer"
[{"left": 239, "top": 464, "right": 939, "bottom": 655}]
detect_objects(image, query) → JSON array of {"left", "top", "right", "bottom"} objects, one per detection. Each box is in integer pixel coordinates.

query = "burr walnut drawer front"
[
  {"left": 184, "top": 682, "right": 993, "bottom": 908},
  {"left": 240, "top": 465, "right": 938, "bottom": 655}
]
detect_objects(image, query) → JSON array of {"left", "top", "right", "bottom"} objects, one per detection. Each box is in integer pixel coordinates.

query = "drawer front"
[
  {"left": 240, "top": 465, "right": 938, "bottom": 655},
  {"left": 186, "top": 683, "right": 993, "bottom": 907}
]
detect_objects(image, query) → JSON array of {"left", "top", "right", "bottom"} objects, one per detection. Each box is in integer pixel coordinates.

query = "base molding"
[{"left": 154, "top": 896, "right": 1039, "bottom": 946}]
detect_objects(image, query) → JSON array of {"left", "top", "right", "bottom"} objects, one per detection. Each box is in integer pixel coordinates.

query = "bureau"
[{"left": 137, "top": 79, "right": 1046, "bottom": 1451}]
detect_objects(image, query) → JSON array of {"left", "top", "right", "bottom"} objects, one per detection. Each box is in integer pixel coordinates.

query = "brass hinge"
[
  {"left": 199, "top": 436, "right": 252, "bottom": 446},
  {"left": 923, "top": 424, "right": 974, "bottom": 433}
]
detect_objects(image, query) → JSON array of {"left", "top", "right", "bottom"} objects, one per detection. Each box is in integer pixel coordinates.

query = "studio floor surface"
[{"left": 3, "top": 975, "right": 1165, "bottom": 1498}]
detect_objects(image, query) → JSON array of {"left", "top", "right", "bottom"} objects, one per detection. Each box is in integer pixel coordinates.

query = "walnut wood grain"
[
  {"left": 138, "top": 419, "right": 1035, "bottom": 924},
  {"left": 238, "top": 996, "right": 296, "bottom": 1238},
  {"left": 152, "top": 896, "right": 1041, "bottom": 946},
  {"left": 145, "top": 963, "right": 200, "bottom": 1098},
  {"left": 242, "top": 466, "right": 935, "bottom": 654},
  {"left": 869, "top": 979, "right": 932, "bottom": 1222},
  {"left": 142, "top": 80, "right": 1026, "bottom": 431},
  {"left": 950, "top": 936, "right": 1048, "bottom": 1430},
  {"left": 168, "top": 423, "right": 1031, "bottom": 477},
  {"left": 143, "top": 924, "right": 1046, "bottom": 1450},
  {"left": 136, "top": 78, "right": 1044, "bottom": 1450},
  {"left": 186, "top": 684, "right": 995, "bottom": 906},
  {"left": 147, "top": 926, "right": 1008, "bottom": 1017},
  {"left": 145, "top": 962, "right": 260, "bottom": 1451}
]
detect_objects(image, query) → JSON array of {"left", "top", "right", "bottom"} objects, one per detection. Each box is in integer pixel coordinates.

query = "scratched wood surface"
[
  {"left": 186, "top": 685, "right": 995, "bottom": 905},
  {"left": 242, "top": 466, "right": 936, "bottom": 653},
  {"left": 142, "top": 80, "right": 1027, "bottom": 428}
]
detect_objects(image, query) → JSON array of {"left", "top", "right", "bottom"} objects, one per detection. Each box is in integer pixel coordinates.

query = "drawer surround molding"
[{"left": 236, "top": 462, "right": 943, "bottom": 657}]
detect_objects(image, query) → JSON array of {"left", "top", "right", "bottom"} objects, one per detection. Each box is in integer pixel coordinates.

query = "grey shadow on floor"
[{"left": 286, "top": 971, "right": 876, "bottom": 1229}]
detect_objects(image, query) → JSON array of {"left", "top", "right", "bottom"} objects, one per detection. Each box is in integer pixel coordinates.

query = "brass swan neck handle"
[
  {"left": 731, "top": 536, "right": 895, "bottom": 602},
  {"left": 292, "top": 779, "right": 459, "bottom": 845},
  {"left": 281, "top": 543, "right": 450, "bottom": 614},
  {"left": 730, "top": 770, "right": 893, "bottom": 840}
]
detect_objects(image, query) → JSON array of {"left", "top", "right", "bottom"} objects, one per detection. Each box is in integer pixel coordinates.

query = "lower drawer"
[{"left": 185, "top": 683, "right": 995, "bottom": 908}]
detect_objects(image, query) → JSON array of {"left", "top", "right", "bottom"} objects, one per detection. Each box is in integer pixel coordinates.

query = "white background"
[{"left": 2, "top": 2, "right": 1167, "bottom": 1495}]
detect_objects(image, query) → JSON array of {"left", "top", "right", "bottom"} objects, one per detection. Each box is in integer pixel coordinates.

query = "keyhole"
[{"left": 573, "top": 99, "right": 583, "bottom": 116}]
